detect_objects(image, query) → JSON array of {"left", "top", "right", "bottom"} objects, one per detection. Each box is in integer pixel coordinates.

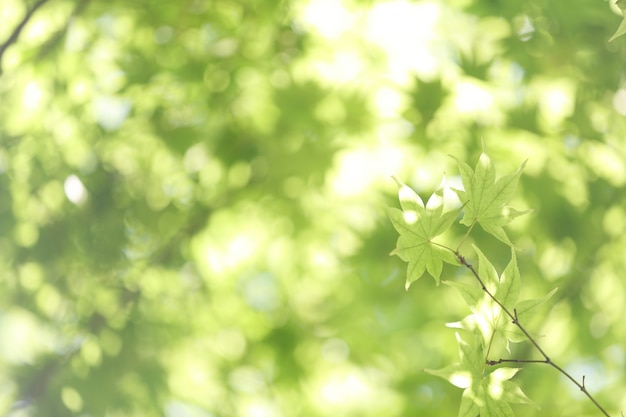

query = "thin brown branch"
[
  {"left": 486, "top": 358, "right": 548, "bottom": 366},
  {"left": 455, "top": 250, "right": 612, "bottom": 417}
]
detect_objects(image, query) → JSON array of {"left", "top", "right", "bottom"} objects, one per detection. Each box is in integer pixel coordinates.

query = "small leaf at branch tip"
[{"left": 609, "top": 17, "right": 626, "bottom": 42}]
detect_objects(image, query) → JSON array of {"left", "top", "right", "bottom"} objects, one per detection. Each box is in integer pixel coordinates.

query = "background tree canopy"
[{"left": 0, "top": 0, "right": 625, "bottom": 416}]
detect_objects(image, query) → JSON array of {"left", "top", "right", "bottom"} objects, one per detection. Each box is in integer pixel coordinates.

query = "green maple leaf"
[
  {"left": 445, "top": 248, "right": 558, "bottom": 348},
  {"left": 452, "top": 152, "right": 529, "bottom": 246},
  {"left": 444, "top": 247, "right": 521, "bottom": 350},
  {"left": 506, "top": 286, "right": 558, "bottom": 343},
  {"left": 492, "top": 249, "right": 522, "bottom": 348},
  {"left": 426, "top": 333, "right": 537, "bottom": 417},
  {"left": 424, "top": 333, "right": 485, "bottom": 392},
  {"left": 388, "top": 178, "right": 461, "bottom": 288}
]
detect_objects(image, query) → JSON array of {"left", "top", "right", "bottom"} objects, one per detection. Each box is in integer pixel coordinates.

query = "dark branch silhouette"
[
  {"left": 0, "top": 0, "right": 52, "bottom": 74},
  {"left": 36, "top": 0, "right": 92, "bottom": 61}
]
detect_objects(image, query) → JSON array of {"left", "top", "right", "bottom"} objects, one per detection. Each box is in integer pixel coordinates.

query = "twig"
[
  {"left": 455, "top": 251, "right": 612, "bottom": 417},
  {"left": 486, "top": 358, "right": 549, "bottom": 366}
]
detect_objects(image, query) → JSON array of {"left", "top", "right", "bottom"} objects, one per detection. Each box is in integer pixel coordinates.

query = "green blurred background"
[{"left": 0, "top": 0, "right": 625, "bottom": 416}]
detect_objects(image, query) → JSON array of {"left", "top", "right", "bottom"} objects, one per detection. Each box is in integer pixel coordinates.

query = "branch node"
[
  {"left": 512, "top": 308, "right": 519, "bottom": 324},
  {"left": 450, "top": 248, "right": 610, "bottom": 415},
  {"left": 457, "top": 252, "right": 468, "bottom": 267}
]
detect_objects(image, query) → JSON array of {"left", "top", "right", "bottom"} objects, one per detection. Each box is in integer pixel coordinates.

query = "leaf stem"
[
  {"left": 484, "top": 331, "right": 496, "bottom": 366},
  {"left": 456, "top": 221, "right": 475, "bottom": 252},
  {"left": 455, "top": 250, "right": 612, "bottom": 417}
]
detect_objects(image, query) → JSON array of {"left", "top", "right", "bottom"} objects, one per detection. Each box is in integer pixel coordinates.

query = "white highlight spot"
[
  {"left": 321, "top": 373, "right": 369, "bottom": 404},
  {"left": 403, "top": 210, "right": 418, "bottom": 225},
  {"left": 450, "top": 371, "right": 472, "bottom": 389},
  {"left": 23, "top": 82, "right": 44, "bottom": 110},
  {"left": 613, "top": 88, "right": 626, "bottom": 116},
  {"left": 93, "top": 95, "right": 132, "bottom": 131},
  {"left": 64, "top": 175, "right": 88, "bottom": 205},
  {"left": 332, "top": 147, "right": 404, "bottom": 197},
  {"left": 365, "top": 1, "right": 441, "bottom": 82},
  {"left": 302, "top": 0, "right": 354, "bottom": 39},
  {"left": 455, "top": 81, "right": 494, "bottom": 114}
]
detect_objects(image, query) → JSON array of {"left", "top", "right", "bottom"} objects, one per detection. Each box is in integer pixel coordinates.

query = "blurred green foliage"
[{"left": 0, "top": 0, "right": 625, "bottom": 416}]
